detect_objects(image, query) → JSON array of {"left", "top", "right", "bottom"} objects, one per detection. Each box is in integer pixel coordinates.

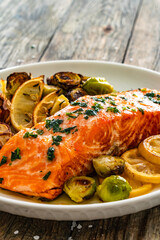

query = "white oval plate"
[{"left": 0, "top": 60, "right": 160, "bottom": 221}]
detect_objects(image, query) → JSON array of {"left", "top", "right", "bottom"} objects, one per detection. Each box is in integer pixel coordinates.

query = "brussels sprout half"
[
  {"left": 82, "top": 77, "right": 114, "bottom": 95},
  {"left": 63, "top": 176, "right": 96, "bottom": 203},
  {"left": 93, "top": 155, "right": 125, "bottom": 178},
  {"left": 97, "top": 175, "right": 132, "bottom": 202},
  {"left": 6, "top": 72, "right": 31, "bottom": 96}
]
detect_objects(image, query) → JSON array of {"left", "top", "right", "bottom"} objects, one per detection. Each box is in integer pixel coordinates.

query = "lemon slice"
[
  {"left": 33, "top": 91, "right": 60, "bottom": 125},
  {"left": 121, "top": 171, "right": 152, "bottom": 198},
  {"left": 139, "top": 135, "right": 160, "bottom": 165},
  {"left": 11, "top": 77, "right": 44, "bottom": 131},
  {"left": 50, "top": 95, "right": 69, "bottom": 115},
  {"left": 121, "top": 149, "right": 160, "bottom": 183}
]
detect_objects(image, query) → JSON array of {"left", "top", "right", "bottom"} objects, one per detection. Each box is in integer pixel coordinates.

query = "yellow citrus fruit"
[
  {"left": 121, "top": 171, "right": 152, "bottom": 198},
  {"left": 50, "top": 95, "right": 69, "bottom": 115},
  {"left": 139, "top": 135, "right": 160, "bottom": 165},
  {"left": 33, "top": 91, "right": 60, "bottom": 125},
  {"left": 11, "top": 77, "right": 44, "bottom": 131},
  {"left": 121, "top": 148, "right": 160, "bottom": 184}
]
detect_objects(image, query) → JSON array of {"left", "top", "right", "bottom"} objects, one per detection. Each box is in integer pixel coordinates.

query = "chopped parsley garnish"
[
  {"left": 71, "top": 102, "right": 87, "bottom": 107},
  {"left": 52, "top": 135, "right": 62, "bottom": 146},
  {"left": 46, "top": 119, "right": 63, "bottom": 132},
  {"left": 60, "top": 126, "right": 77, "bottom": 134},
  {"left": 145, "top": 92, "right": 155, "bottom": 98},
  {"left": 66, "top": 112, "right": 77, "bottom": 119},
  {"left": 0, "top": 156, "right": 7, "bottom": 166},
  {"left": 92, "top": 97, "right": 106, "bottom": 103},
  {"left": 11, "top": 148, "right": 21, "bottom": 161},
  {"left": 110, "top": 100, "right": 116, "bottom": 106},
  {"left": 23, "top": 132, "right": 38, "bottom": 138},
  {"left": 47, "top": 147, "right": 55, "bottom": 161},
  {"left": 42, "top": 171, "right": 51, "bottom": 180},
  {"left": 138, "top": 108, "right": 144, "bottom": 115},
  {"left": 66, "top": 108, "right": 83, "bottom": 119},
  {"left": 105, "top": 96, "right": 113, "bottom": 100},
  {"left": 84, "top": 109, "right": 97, "bottom": 119},
  {"left": 106, "top": 107, "right": 120, "bottom": 113},
  {"left": 120, "top": 96, "right": 128, "bottom": 101},
  {"left": 0, "top": 178, "right": 4, "bottom": 184},
  {"left": 131, "top": 109, "right": 136, "bottom": 112},
  {"left": 92, "top": 102, "right": 103, "bottom": 112},
  {"left": 72, "top": 128, "right": 78, "bottom": 134},
  {"left": 36, "top": 129, "right": 44, "bottom": 135},
  {"left": 122, "top": 107, "right": 127, "bottom": 110}
]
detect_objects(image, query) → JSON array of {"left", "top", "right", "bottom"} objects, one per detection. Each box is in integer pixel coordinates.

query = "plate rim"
[{"left": 0, "top": 60, "right": 160, "bottom": 216}]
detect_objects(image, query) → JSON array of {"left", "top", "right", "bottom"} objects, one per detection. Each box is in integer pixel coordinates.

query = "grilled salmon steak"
[{"left": 0, "top": 88, "right": 160, "bottom": 200}]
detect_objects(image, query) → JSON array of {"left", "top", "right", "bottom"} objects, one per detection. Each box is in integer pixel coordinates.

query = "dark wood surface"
[{"left": 0, "top": 0, "right": 160, "bottom": 239}]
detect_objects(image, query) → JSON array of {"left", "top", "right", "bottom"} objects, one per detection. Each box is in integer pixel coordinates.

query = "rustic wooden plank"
[
  {"left": 41, "top": 0, "right": 141, "bottom": 62},
  {"left": 0, "top": 0, "right": 73, "bottom": 68},
  {"left": 124, "top": 0, "right": 160, "bottom": 72}
]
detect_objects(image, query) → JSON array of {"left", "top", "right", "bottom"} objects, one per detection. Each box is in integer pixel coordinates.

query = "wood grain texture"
[
  {"left": 124, "top": 0, "right": 160, "bottom": 71},
  {"left": 0, "top": 0, "right": 160, "bottom": 239},
  {"left": 0, "top": 0, "right": 73, "bottom": 68},
  {"left": 41, "top": 0, "right": 141, "bottom": 62}
]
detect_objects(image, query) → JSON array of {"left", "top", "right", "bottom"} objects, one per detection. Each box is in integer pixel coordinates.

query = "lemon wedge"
[
  {"left": 33, "top": 91, "right": 60, "bottom": 125},
  {"left": 121, "top": 148, "right": 160, "bottom": 183},
  {"left": 139, "top": 135, "right": 160, "bottom": 165},
  {"left": 50, "top": 94, "right": 69, "bottom": 115},
  {"left": 11, "top": 77, "right": 44, "bottom": 131}
]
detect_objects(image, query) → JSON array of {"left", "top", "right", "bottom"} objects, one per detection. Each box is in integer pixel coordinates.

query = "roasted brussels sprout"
[
  {"left": 0, "top": 93, "right": 11, "bottom": 123},
  {"left": 66, "top": 87, "right": 87, "bottom": 101},
  {"left": 82, "top": 77, "right": 114, "bottom": 95},
  {"left": 63, "top": 176, "right": 96, "bottom": 203},
  {"left": 93, "top": 155, "right": 125, "bottom": 178},
  {"left": 97, "top": 175, "right": 132, "bottom": 202},
  {"left": 0, "top": 123, "right": 13, "bottom": 149},
  {"left": 43, "top": 84, "right": 62, "bottom": 97},
  {"left": 47, "top": 72, "right": 88, "bottom": 90},
  {"left": 6, "top": 72, "right": 31, "bottom": 96}
]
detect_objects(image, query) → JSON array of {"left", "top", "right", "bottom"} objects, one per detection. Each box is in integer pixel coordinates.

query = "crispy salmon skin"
[{"left": 0, "top": 88, "right": 160, "bottom": 200}]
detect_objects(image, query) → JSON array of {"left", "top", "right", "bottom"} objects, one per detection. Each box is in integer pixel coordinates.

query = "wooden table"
[{"left": 0, "top": 0, "right": 160, "bottom": 239}]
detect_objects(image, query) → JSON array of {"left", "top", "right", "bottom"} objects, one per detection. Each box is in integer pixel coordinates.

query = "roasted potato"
[{"left": 6, "top": 72, "right": 32, "bottom": 96}]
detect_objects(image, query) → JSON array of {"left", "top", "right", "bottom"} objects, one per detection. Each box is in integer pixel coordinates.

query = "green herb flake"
[
  {"left": 46, "top": 119, "right": 63, "bottom": 132},
  {"left": 23, "top": 132, "right": 38, "bottom": 138},
  {"left": 0, "top": 178, "right": 4, "bottom": 184},
  {"left": 106, "top": 107, "right": 120, "bottom": 113},
  {"left": 84, "top": 109, "right": 97, "bottom": 119},
  {"left": 120, "top": 96, "right": 128, "bottom": 101},
  {"left": 131, "top": 109, "right": 136, "bottom": 112},
  {"left": 0, "top": 156, "right": 7, "bottom": 166},
  {"left": 47, "top": 147, "right": 55, "bottom": 161},
  {"left": 36, "top": 129, "right": 44, "bottom": 135},
  {"left": 11, "top": 148, "right": 21, "bottom": 162},
  {"left": 66, "top": 112, "right": 77, "bottom": 119},
  {"left": 122, "top": 107, "right": 127, "bottom": 110},
  {"left": 92, "top": 102, "right": 103, "bottom": 112},
  {"left": 60, "top": 126, "right": 77, "bottom": 134},
  {"left": 92, "top": 97, "right": 105, "bottom": 103},
  {"left": 110, "top": 100, "right": 117, "bottom": 106},
  {"left": 138, "top": 108, "right": 144, "bottom": 115},
  {"left": 145, "top": 92, "right": 155, "bottom": 98},
  {"left": 52, "top": 135, "right": 62, "bottom": 146},
  {"left": 72, "top": 128, "right": 78, "bottom": 134},
  {"left": 71, "top": 102, "right": 87, "bottom": 107},
  {"left": 42, "top": 171, "right": 51, "bottom": 180}
]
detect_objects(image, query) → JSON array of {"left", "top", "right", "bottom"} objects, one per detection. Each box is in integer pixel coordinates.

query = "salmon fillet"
[{"left": 0, "top": 88, "right": 160, "bottom": 200}]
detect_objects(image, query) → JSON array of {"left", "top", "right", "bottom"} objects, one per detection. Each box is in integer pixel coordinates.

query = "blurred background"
[{"left": 0, "top": 0, "right": 159, "bottom": 71}]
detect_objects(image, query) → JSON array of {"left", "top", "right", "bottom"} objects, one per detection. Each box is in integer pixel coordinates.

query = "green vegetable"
[
  {"left": 23, "top": 131, "right": 38, "bottom": 138},
  {"left": 93, "top": 155, "right": 125, "bottom": 178},
  {"left": 42, "top": 171, "right": 51, "bottom": 180},
  {"left": 45, "top": 119, "right": 63, "bottom": 132},
  {"left": 97, "top": 175, "right": 132, "bottom": 202},
  {"left": 36, "top": 129, "right": 44, "bottom": 135},
  {"left": 11, "top": 148, "right": 21, "bottom": 161},
  {"left": 71, "top": 101, "right": 88, "bottom": 107},
  {"left": 63, "top": 176, "right": 96, "bottom": 203},
  {"left": 43, "top": 84, "right": 61, "bottom": 97},
  {"left": 82, "top": 77, "right": 114, "bottom": 95},
  {"left": 47, "top": 147, "right": 55, "bottom": 161},
  {"left": 60, "top": 126, "right": 77, "bottom": 134},
  {"left": 0, "top": 156, "right": 7, "bottom": 166},
  {"left": 106, "top": 106, "right": 120, "bottom": 113},
  {"left": 52, "top": 135, "right": 62, "bottom": 146}
]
